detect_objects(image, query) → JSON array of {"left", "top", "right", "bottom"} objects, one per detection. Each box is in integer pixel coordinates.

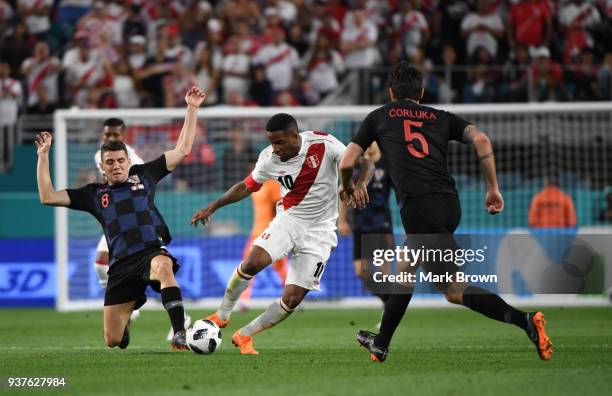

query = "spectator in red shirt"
[{"left": 508, "top": 0, "right": 552, "bottom": 49}]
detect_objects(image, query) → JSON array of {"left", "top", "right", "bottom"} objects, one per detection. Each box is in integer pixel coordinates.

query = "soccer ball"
[{"left": 186, "top": 319, "right": 222, "bottom": 354}]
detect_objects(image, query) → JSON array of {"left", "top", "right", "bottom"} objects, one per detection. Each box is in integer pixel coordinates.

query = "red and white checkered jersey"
[{"left": 245, "top": 131, "right": 346, "bottom": 230}]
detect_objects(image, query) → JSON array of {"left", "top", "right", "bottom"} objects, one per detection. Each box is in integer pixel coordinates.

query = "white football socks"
[
  {"left": 94, "top": 262, "right": 109, "bottom": 288},
  {"left": 218, "top": 264, "right": 253, "bottom": 321},
  {"left": 240, "top": 298, "right": 294, "bottom": 337}
]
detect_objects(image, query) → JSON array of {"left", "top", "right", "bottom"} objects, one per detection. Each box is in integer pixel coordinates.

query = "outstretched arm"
[
  {"left": 164, "top": 86, "right": 207, "bottom": 171},
  {"left": 190, "top": 181, "right": 253, "bottom": 227},
  {"left": 463, "top": 125, "right": 504, "bottom": 215},
  {"left": 36, "top": 132, "right": 70, "bottom": 206}
]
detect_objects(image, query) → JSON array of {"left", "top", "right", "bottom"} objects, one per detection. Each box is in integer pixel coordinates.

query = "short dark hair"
[
  {"left": 266, "top": 113, "right": 298, "bottom": 134},
  {"left": 100, "top": 140, "right": 128, "bottom": 159},
  {"left": 103, "top": 118, "right": 125, "bottom": 128},
  {"left": 388, "top": 61, "right": 423, "bottom": 101}
]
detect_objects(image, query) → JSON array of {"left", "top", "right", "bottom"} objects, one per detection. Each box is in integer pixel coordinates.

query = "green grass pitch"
[{"left": 0, "top": 307, "right": 610, "bottom": 396}]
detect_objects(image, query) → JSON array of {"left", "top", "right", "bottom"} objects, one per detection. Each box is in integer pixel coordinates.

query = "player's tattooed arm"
[
  {"left": 356, "top": 157, "right": 374, "bottom": 188},
  {"left": 190, "top": 181, "right": 252, "bottom": 227},
  {"left": 462, "top": 124, "right": 479, "bottom": 144},
  {"left": 464, "top": 125, "right": 495, "bottom": 160},
  {"left": 350, "top": 156, "right": 373, "bottom": 209},
  {"left": 478, "top": 152, "right": 494, "bottom": 161}
]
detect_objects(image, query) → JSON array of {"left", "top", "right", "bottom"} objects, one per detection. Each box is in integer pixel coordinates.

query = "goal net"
[{"left": 54, "top": 103, "right": 612, "bottom": 311}]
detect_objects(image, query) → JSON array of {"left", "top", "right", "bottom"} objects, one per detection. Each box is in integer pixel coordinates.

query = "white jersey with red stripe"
[{"left": 245, "top": 131, "right": 346, "bottom": 231}]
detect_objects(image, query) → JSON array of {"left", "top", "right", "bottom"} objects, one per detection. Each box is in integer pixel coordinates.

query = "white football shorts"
[{"left": 252, "top": 213, "right": 337, "bottom": 291}]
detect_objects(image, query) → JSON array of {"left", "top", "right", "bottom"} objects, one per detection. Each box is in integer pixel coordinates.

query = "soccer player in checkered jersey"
[
  {"left": 191, "top": 113, "right": 374, "bottom": 354},
  {"left": 92, "top": 118, "right": 191, "bottom": 337},
  {"left": 93, "top": 118, "right": 144, "bottom": 313},
  {"left": 340, "top": 61, "right": 552, "bottom": 363},
  {"left": 35, "top": 86, "right": 207, "bottom": 350}
]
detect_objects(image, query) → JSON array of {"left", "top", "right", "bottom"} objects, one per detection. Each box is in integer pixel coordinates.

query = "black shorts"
[
  {"left": 353, "top": 229, "right": 394, "bottom": 261},
  {"left": 400, "top": 193, "right": 461, "bottom": 234},
  {"left": 104, "top": 248, "right": 179, "bottom": 309},
  {"left": 400, "top": 193, "right": 461, "bottom": 290}
]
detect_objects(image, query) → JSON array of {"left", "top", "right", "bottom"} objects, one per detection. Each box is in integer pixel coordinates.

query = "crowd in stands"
[{"left": 1, "top": 0, "right": 612, "bottom": 129}]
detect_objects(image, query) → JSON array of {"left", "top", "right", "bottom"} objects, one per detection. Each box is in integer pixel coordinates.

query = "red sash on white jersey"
[
  {"left": 266, "top": 47, "right": 292, "bottom": 67},
  {"left": 71, "top": 64, "right": 98, "bottom": 97},
  {"left": 355, "top": 27, "right": 369, "bottom": 43},
  {"left": 245, "top": 37, "right": 261, "bottom": 55},
  {"left": 78, "top": 65, "right": 97, "bottom": 86},
  {"left": 572, "top": 6, "right": 595, "bottom": 27},
  {"left": 282, "top": 143, "right": 325, "bottom": 210},
  {"left": 29, "top": 60, "right": 52, "bottom": 94},
  {"left": 401, "top": 14, "right": 421, "bottom": 32},
  {"left": 308, "top": 55, "right": 327, "bottom": 71}
]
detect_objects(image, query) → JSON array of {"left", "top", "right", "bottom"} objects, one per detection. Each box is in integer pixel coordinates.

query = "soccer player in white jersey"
[{"left": 191, "top": 113, "right": 374, "bottom": 354}]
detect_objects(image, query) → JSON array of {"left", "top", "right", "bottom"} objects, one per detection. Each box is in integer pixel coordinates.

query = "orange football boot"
[
  {"left": 232, "top": 330, "right": 259, "bottom": 355},
  {"left": 526, "top": 311, "right": 553, "bottom": 361},
  {"left": 205, "top": 312, "right": 230, "bottom": 328}
]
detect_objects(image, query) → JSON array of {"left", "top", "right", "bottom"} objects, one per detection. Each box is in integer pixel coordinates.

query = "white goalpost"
[{"left": 54, "top": 103, "right": 612, "bottom": 311}]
